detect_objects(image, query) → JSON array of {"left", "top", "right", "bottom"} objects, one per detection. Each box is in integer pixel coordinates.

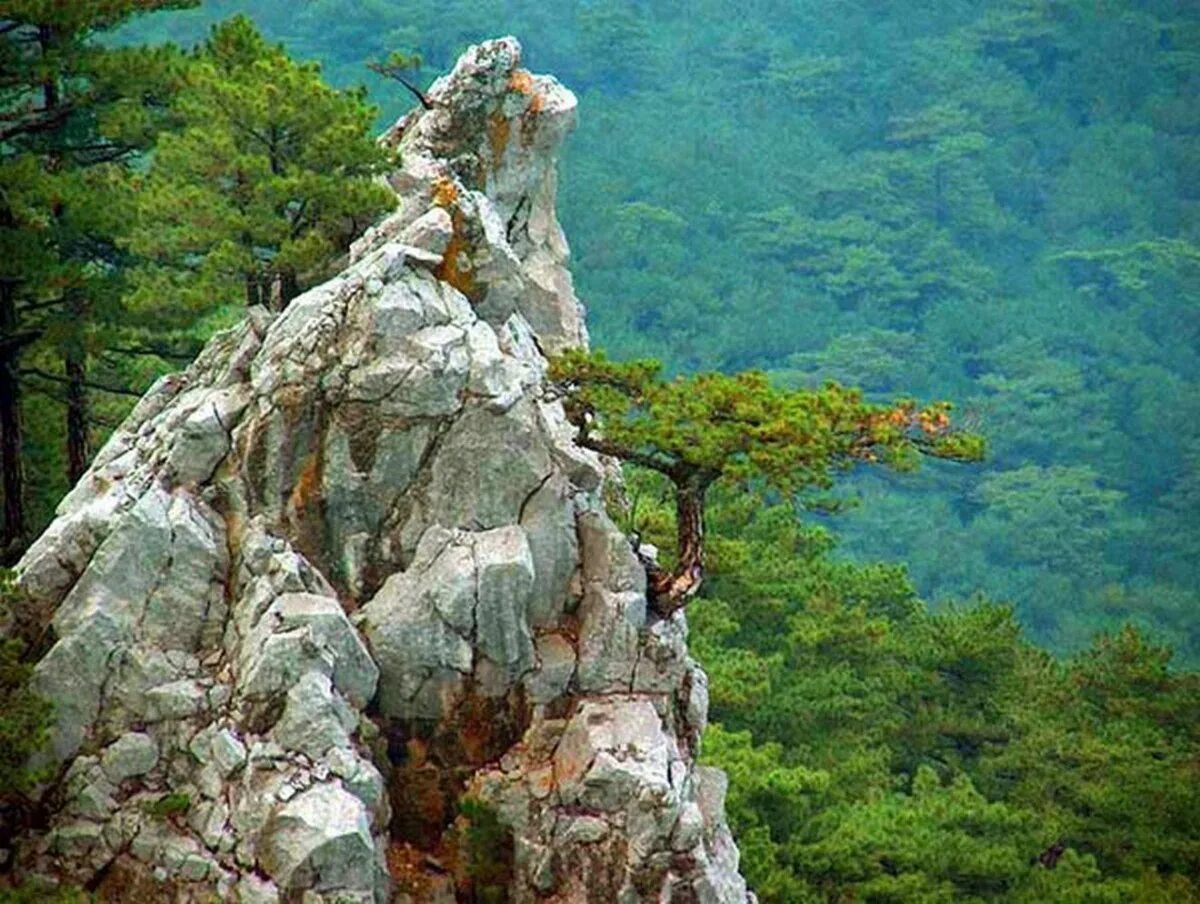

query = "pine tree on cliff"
[
  {"left": 0, "top": 0, "right": 195, "bottom": 560},
  {"left": 125, "top": 15, "right": 395, "bottom": 315},
  {"left": 548, "top": 349, "right": 984, "bottom": 614}
]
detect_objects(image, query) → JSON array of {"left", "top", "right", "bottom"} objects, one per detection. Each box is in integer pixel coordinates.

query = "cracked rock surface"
[{"left": 8, "top": 36, "right": 751, "bottom": 903}]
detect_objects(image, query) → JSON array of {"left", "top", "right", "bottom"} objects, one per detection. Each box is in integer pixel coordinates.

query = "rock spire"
[{"left": 8, "top": 37, "right": 750, "bottom": 903}]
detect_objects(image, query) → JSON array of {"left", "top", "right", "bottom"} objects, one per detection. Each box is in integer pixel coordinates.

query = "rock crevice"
[{"left": 9, "top": 36, "right": 751, "bottom": 904}]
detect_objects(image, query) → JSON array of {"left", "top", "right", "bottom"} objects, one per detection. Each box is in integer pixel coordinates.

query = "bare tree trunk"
[
  {"left": 675, "top": 480, "right": 705, "bottom": 580},
  {"left": 279, "top": 270, "right": 300, "bottom": 310},
  {"left": 0, "top": 280, "right": 26, "bottom": 561},
  {"left": 648, "top": 476, "right": 708, "bottom": 616},
  {"left": 245, "top": 273, "right": 260, "bottom": 307},
  {"left": 65, "top": 293, "right": 89, "bottom": 483}
]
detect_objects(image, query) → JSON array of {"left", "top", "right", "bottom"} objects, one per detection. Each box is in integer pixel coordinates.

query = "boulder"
[
  {"left": 101, "top": 733, "right": 159, "bottom": 782},
  {"left": 259, "top": 783, "right": 381, "bottom": 897},
  {"left": 238, "top": 592, "right": 378, "bottom": 711}
]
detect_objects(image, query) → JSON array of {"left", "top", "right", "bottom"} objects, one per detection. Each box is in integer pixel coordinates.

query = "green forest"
[{"left": 3, "top": 0, "right": 1198, "bottom": 900}]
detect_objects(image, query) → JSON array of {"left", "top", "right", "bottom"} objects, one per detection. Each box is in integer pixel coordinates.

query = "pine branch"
[
  {"left": 16, "top": 296, "right": 69, "bottom": 315},
  {"left": 367, "top": 62, "right": 433, "bottom": 109},
  {"left": 0, "top": 102, "right": 74, "bottom": 142},
  {"left": 102, "top": 343, "right": 196, "bottom": 362},
  {"left": 20, "top": 367, "right": 142, "bottom": 397},
  {"left": 24, "top": 385, "right": 122, "bottom": 428},
  {"left": 0, "top": 328, "right": 43, "bottom": 354}
]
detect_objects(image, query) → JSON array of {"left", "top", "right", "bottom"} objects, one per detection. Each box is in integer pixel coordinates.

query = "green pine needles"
[
  {"left": 548, "top": 349, "right": 983, "bottom": 613},
  {"left": 125, "top": 15, "right": 395, "bottom": 315},
  {"left": 0, "top": 571, "right": 52, "bottom": 802}
]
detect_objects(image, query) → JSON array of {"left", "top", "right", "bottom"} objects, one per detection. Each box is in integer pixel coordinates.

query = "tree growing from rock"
[
  {"left": 126, "top": 15, "right": 395, "bottom": 314},
  {"left": 548, "top": 349, "right": 984, "bottom": 614}
]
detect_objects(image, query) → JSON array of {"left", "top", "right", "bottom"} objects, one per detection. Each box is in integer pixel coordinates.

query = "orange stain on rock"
[
  {"left": 435, "top": 209, "right": 482, "bottom": 301},
  {"left": 526, "top": 765, "right": 556, "bottom": 800},
  {"left": 288, "top": 451, "right": 321, "bottom": 516},
  {"left": 431, "top": 176, "right": 459, "bottom": 208},
  {"left": 406, "top": 737, "right": 430, "bottom": 768},
  {"left": 458, "top": 692, "right": 503, "bottom": 765},
  {"left": 387, "top": 841, "right": 439, "bottom": 898},
  {"left": 509, "top": 69, "right": 535, "bottom": 94}
]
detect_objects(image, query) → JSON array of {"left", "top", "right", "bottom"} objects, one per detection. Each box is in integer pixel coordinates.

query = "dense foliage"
[
  {"left": 126, "top": 15, "right": 394, "bottom": 314},
  {"left": 0, "top": 568, "right": 53, "bottom": 875},
  {"left": 550, "top": 350, "right": 982, "bottom": 488},
  {"left": 0, "top": 0, "right": 197, "bottom": 556},
  {"left": 621, "top": 474, "right": 1200, "bottom": 900},
  {"left": 0, "top": 633, "right": 49, "bottom": 802}
]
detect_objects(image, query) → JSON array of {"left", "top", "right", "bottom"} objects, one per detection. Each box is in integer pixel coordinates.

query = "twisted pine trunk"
[{"left": 647, "top": 476, "right": 708, "bottom": 616}]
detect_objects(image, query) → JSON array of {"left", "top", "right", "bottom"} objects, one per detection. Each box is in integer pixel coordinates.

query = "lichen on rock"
[{"left": 6, "top": 36, "right": 751, "bottom": 903}]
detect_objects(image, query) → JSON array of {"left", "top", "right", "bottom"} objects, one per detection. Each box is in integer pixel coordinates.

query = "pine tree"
[
  {"left": 0, "top": 0, "right": 194, "bottom": 560},
  {"left": 548, "top": 349, "right": 983, "bottom": 613},
  {"left": 126, "top": 15, "right": 395, "bottom": 315}
]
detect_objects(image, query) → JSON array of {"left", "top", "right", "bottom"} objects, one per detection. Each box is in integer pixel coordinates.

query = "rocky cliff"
[{"left": 6, "top": 38, "right": 750, "bottom": 904}]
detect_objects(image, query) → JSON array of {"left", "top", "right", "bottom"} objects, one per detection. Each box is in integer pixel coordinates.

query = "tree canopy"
[
  {"left": 626, "top": 480, "right": 1200, "bottom": 901},
  {"left": 0, "top": 0, "right": 196, "bottom": 558},
  {"left": 549, "top": 349, "right": 982, "bottom": 610},
  {"left": 125, "top": 15, "right": 394, "bottom": 314}
]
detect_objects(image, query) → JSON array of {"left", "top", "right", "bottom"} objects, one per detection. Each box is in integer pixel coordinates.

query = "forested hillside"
[
  {"left": 4, "top": 2, "right": 1199, "bottom": 899},
  {"left": 114, "top": 0, "right": 1200, "bottom": 664},
  {"left": 638, "top": 477, "right": 1200, "bottom": 900}
]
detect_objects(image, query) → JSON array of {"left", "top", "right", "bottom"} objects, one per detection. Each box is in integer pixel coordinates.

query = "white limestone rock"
[
  {"left": 356, "top": 531, "right": 474, "bottom": 721},
  {"left": 50, "top": 484, "right": 173, "bottom": 640},
  {"left": 519, "top": 473, "right": 579, "bottom": 626},
  {"left": 272, "top": 672, "right": 357, "bottom": 759},
  {"left": 473, "top": 525, "right": 536, "bottom": 676},
  {"left": 211, "top": 729, "right": 248, "bottom": 777},
  {"left": 527, "top": 633, "right": 576, "bottom": 704},
  {"left": 324, "top": 748, "right": 386, "bottom": 812},
  {"left": 237, "top": 873, "right": 282, "bottom": 904},
  {"left": 30, "top": 613, "right": 127, "bottom": 764},
  {"left": 143, "top": 679, "right": 207, "bottom": 721},
  {"left": 398, "top": 206, "right": 454, "bottom": 258},
  {"left": 553, "top": 700, "right": 673, "bottom": 812},
  {"left": 259, "top": 783, "right": 381, "bottom": 898},
  {"left": 238, "top": 592, "right": 378, "bottom": 711},
  {"left": 425, "top": 400, "right": 553, "bottom": 531},
  {"left": 101, "top": 732, "right": 159, "bottom": 782},
  {"left": 693, "top": 767, "right": 753, "bottom": 904},
  {"left": 189, "top": 797, "right": 231, "bottom": 851}
]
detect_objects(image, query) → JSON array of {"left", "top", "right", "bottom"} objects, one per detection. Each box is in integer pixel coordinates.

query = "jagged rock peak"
[
  {"left": 8, "top": 38, "right": 751, "bottom": 903},
  {"left": 357, "top": 35, "right": 587, "bottom": 356}
]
